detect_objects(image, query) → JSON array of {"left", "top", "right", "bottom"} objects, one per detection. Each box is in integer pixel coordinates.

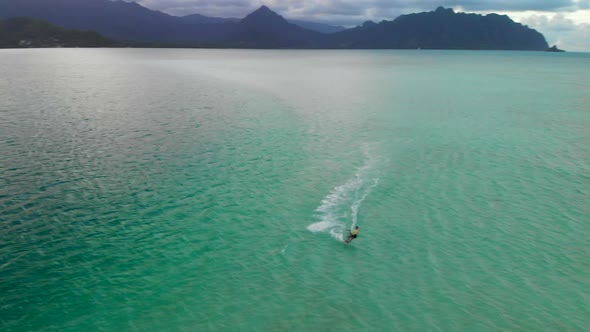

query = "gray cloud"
[
  {"left": 440, "top": 0, "right": 577, "bottom": 11},
  {"left": 521, "top": 13, "right": 590, "bottom": 51}
]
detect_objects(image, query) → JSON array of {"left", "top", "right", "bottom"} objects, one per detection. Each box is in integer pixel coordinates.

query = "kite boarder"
[{"left": 345, "top": 226, "right": 360, "bottom": 244}]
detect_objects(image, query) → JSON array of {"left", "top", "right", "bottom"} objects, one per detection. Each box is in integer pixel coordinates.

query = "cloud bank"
[{"left": 519, "top": 13, "right": 590, "bottom": 51}]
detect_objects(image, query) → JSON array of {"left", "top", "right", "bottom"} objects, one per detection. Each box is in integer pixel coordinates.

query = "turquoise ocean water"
[{"left": 1, "top": 49, "right": 589, "bottom": 331}]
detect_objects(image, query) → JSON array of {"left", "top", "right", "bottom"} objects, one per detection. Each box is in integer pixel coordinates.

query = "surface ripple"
[{"left": 1, "top": 49, "right": 589, "bottom": 331}]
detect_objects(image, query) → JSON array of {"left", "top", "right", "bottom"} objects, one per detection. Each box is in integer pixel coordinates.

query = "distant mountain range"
[
  {"left": 0, "top": 0, "right": 549, "bottom": 50},
  {"left": 176, "top": 12, "right": 346, "bottom": 34}
]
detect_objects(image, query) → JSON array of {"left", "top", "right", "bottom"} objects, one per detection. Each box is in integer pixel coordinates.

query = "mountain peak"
[
  {"left": 240, "top": 5, "right": 287, "bottom": 26},
  {"left": 247, "top": 5, "right": 282, "bottom": 19},
  {"left": 435, "top": 6, "right": 455, "bottom": 14},
  {"left": 232, "top": 5, "right": 322, "bottom": 48}
]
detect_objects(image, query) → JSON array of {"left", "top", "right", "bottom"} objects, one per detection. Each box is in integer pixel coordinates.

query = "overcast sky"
[{"left": 132, "top": 0, "right": 590, "bottom": 51}]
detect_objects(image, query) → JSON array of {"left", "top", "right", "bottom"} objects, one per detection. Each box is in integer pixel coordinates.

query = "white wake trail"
[
  {"left": 307, "top": 147, "right": 379, "bottom": 242},
  {"left": 351, "top": 178, "right": 379, "bottom": 229}
]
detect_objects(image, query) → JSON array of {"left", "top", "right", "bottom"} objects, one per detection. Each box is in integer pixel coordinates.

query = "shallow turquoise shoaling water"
[{"left": 1, "top": 49, "right": 589, "bottom": 331}]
